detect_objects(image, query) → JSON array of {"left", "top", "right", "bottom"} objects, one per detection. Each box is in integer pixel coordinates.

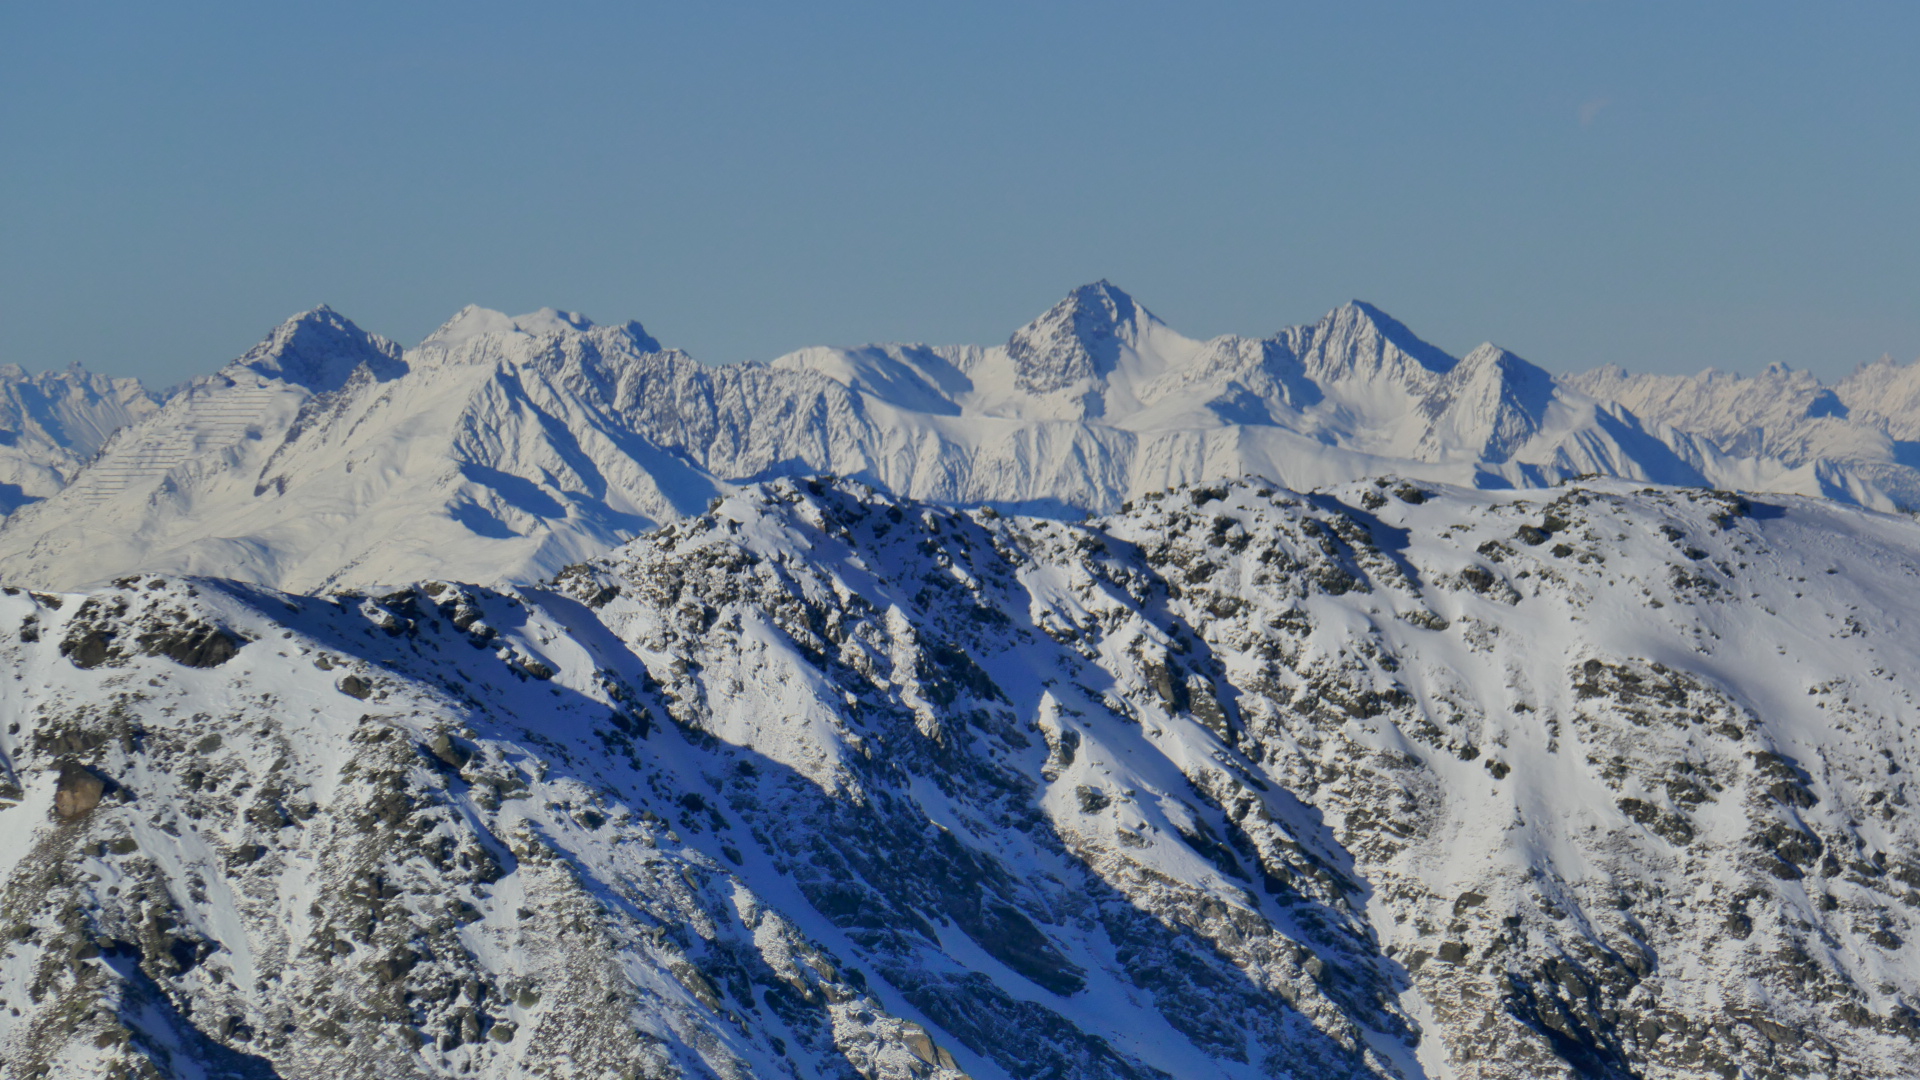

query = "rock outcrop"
[{"left": 1, "top": 477, "right": 1917, "bottom": 1077}]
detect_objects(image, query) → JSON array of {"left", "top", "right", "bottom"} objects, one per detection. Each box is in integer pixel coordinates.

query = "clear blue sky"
[{"left": 3, "top": 2, "right": 1916, "bottom": 386}]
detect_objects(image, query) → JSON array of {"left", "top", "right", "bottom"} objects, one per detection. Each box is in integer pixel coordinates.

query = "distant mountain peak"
[
  {"left": 420, "top": 305, "right": 660, "bottom": 353},
  {"left": 511, "top": 306, "right": 596, "bottom": 336},
  {"left": 1065, "top": 278, "right": 1139, "bottom": 314},
  {"left": 1316, "top": 300, "right": 1458, "bottom": 375},
  {"left": 236, "top": 305, "right": 404, "bottom": 391},
  {"left": 422, "top": 306, "right": 537, "bottom": 347},
  {"left": 1006, "top": 281, "right": 1159, "bottom": 394},
  {"left": 1459, "top": 341, "right": 1517, "bottom": 364}
]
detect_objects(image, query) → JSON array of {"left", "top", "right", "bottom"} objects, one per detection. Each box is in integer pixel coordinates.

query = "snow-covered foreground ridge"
[
  {"left": 4, "top": 475, "right": 1920, "bottom": 1079},
  {"left": 2, "top": 283, "right": 1916, "bottom": 592}
]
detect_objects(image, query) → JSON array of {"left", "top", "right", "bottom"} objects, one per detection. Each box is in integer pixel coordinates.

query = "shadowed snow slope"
[
  {"left": 0, "top": 285, "right": 1906, "bottom": 592},
  {"left": 3, "top": 476, "right": 1920, "bottom": 1079}
]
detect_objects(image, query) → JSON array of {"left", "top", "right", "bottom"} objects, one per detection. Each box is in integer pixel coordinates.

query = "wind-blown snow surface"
[
  {"left": 3, "top": 476, "right": 1919, "bottom": 1078},
  {"left": 0, "top": 284, "right": 1882, "bottom": 593}
]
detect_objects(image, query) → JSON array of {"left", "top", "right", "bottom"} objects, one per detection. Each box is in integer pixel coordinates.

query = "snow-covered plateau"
[
  {"left": 2, "top": 476, "right": 1919, "bottom": 1079},
  {"left": 3, "top": 287, "right": 1920, "bottom": 1079}
]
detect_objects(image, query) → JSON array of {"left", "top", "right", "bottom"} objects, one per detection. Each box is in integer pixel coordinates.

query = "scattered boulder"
[
  {"left": 53, "top": 760, "right": 106, "bottom": 820},
  {"left": 427, "top": 732, "right": 472, "bottom": 770}
]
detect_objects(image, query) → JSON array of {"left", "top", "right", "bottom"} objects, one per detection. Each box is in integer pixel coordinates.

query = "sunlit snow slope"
[
  {"left": 0, "top": 284, "right": 1893, "bottom": 593},
  {"left": 2, "top": 477, "right": 1918, "bottom": 1079}
]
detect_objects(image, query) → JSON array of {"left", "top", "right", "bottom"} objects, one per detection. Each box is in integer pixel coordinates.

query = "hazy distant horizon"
[{"left": 4, "top": 2, "right": 1916, "bottom": 385}]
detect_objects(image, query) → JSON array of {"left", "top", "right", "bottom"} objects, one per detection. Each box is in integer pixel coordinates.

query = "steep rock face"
[
  {"left": 3, "top": 478, "right": 1919, "bottom": 1078},
  {"left": 1005, "top": 280, "right": 1143, "bottom": 400},
  {"left": 232, "top": 305, "right": 407, "bottom": 392}
]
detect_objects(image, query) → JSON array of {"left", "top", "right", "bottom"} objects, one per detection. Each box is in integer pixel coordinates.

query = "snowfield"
[{"left": 2, "top": 475, "right": 1918, "bottom": 1079}]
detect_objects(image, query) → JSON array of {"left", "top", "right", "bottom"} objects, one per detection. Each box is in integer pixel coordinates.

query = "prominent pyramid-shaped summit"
[
  {"left": 1006, "top": 281, "right": 1159, "bottom": 395},
  {"left": 1295, "top": 300, "right": 1459, "bottom": 382},
  {"left": 235, "top": 306, "right": 405, "bottom": 391}
]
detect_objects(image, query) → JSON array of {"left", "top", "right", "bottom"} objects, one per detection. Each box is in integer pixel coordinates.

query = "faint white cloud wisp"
[{"left": 1580, "top": 97, "right": 1611, "bottom": 126}]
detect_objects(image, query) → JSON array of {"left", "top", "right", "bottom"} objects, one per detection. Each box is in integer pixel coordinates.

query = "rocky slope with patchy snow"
[
  {"left": 2, "top": 476, "right": 1918, "bottom": 1079},
  {"left": 0, "top": 284, "right": 1897, "bottom": 594}
]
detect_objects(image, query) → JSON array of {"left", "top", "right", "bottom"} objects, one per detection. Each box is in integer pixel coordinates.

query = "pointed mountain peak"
[
  {"left": 420, "top": 305, "right": 521, "bottom": 347},
  {"left": 1065, "top": 278, "right": 1141, "bottom": 317},
  {"left": 281, "top": 304, "right": 346, "bottom": 329},
  {"left": 1324, "top": 301, "right": 1458, "bottom": 374},
  {"left": 1046, "top": 280, "right": 1154, "bottom": 330},
  {"left": 1460, "top": 342, "right": 1518, "bottom": 364},
  {"left": 237, "top": 306, "right": 405, "bottom": 391},
  {"left": 1455, "top": 342, "right": 1553, "bottom": 379},
  {"left": 1419, "top": 343, "right": 1556, "bottom": 461},
  {"left": 1006, "top": 281, "right": 1160, "bottom": 394},
  {"left": 1451, "top": 342, "right": 1555, "bottom": 402}
]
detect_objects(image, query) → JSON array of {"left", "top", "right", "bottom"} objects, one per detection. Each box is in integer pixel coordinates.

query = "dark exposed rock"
[
  {"left": 136, "top": 621, "right": 242, "bottom": 667},
  {"left": 60, "top": 628, "right": 114, "bottom": 669},
  {"left": 426, "top": 732, "right": 472, "bottom": 769},
  {"left": 53, "top": 759, "right": 107, "bottom": 820}
]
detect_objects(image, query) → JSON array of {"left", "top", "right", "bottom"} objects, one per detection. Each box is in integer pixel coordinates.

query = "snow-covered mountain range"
[
  {"left": 4, "top": 475, "right": 1919, "bottom": 1078},
  {"left": 1567, "top": 359, "right": 1920, "bottom": 508},
  {"left": 1, "top": 282, "right": 1914, "bottom": 593},
  {"left": 6, "top": 287, "right": 1920, "bottom": 1079}
]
